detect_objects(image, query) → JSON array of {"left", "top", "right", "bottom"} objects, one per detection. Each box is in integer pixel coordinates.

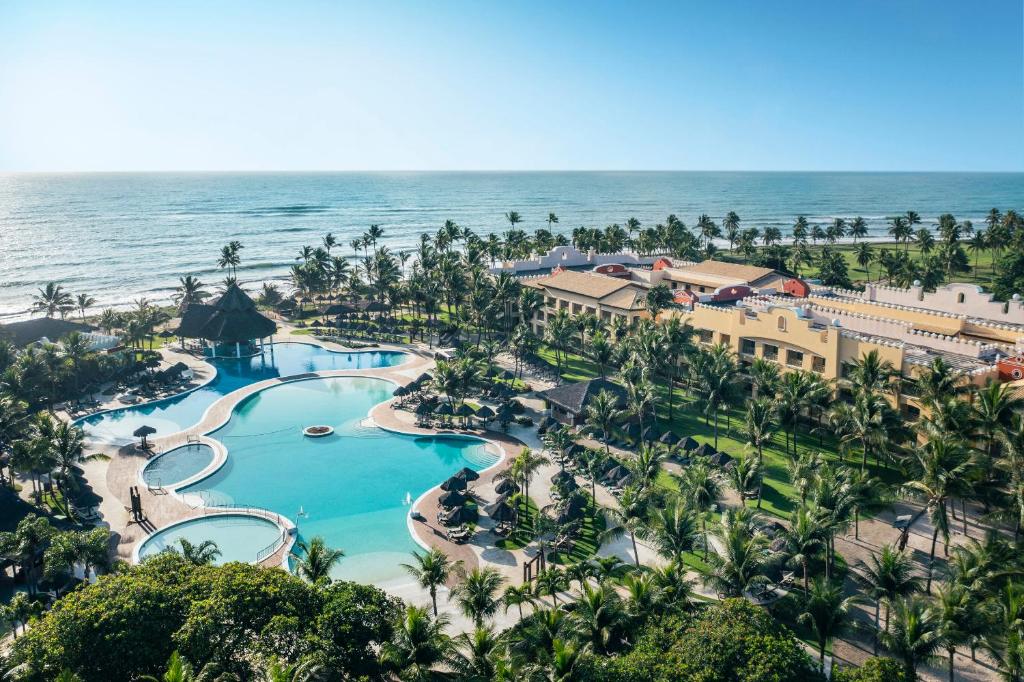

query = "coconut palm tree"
[
  {"left": 647, "top": 502, "right": 699, "bottom": 563},
  {"left": 855, "top": 242, "right": 874, "bottom": 278},
  {"left": 290, "top": 536, "right": 344, "bottom": 586},
  {"left": 567, "top": 581, "right": 625, "bottom": 655},
  {"left": 603, "top": 485, "right": 650, "bottom": 567},
  {"left": 877, "top": 596, "right": 943, "bottom": 682},
  {"left": 33, "top": 282, "right": 73, "bottom": 318},
  {"left": 692, "top": 344, "right": 738, "bottom": 447},
  {"left": 401, "top": 550, "right": 456, "bottom": 617},
  {"left": 830, "top": 391, "right": 898, "bottom": 472},
  {"left": 933, "top": 582, "right": 972, "bottom": 682},
  {"left": 748, "top": 357, "right": 780, "bottom": 398},
  {"left": 727, "top": 453, "right": 761, "bottom": 508},
  {"left": 502, "top": 583, "right": 538, "bottom": 620},
  {"left": 0, "top": 513, "right": 54, "bottom": 595},
  {"left": 982, "top": 583, "right": 1024, "bottom": 682},
  {"left": 678, "top": 462, "right": 721, "bottom": 561},
  {"left": 172, "top": 538, "right": 221, "bottom": 565},
  {"left": 799, "top": 577, "right": 863, "bottom": 670},
  {"left": 785, "top": 505, "right": 825, "bottom": 591},
  {"left": 584, "top": 390, "right": 624, "bottom": 455},
  {"left": 850, "top": 216, "right": 869, "bottom": 242},
  {"left": 904, "top": 437, "right": 976, "bottom": 592},
  {"left": 380, "top": 605, "right": 457, "bottom": 682},
  {"left": 74, "top": 293, "right": 96, "bottom": 322},
  {"left": 745, "top": 397, "right": 776, "bottom": 507},
  {"left": 450, "top": 567, "right": 505, "bottom": 627},
  {"left": 854, "top": 544, "right": 922, "bottom": 649},
  {"left": 454, "top": 626, "right": 502, "bottom": 681},
  {"left": 534, "top": 567, "right": 569, "bottom": 608},
  {"left": 139, "top": 652, "right": 197, "bottom": 682},
  {"left": 703, "top": 508, "right": 775, "bottom": 598}
]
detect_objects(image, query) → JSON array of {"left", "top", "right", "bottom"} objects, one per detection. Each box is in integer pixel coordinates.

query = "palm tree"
[
  {"left": 830, "top": 391, "right": 898, "bottom": 473},
  {"left": 290, "top": 536, "right": 344, "bottom": 585},
  {"left": 454, "top": 626, "right": 502, "bottom": 681},
  {"left": 402, "top": 548, "right": 458, "bottom": 617},
  {"left": 854, "top": 544, "right": 922, "bottom": 649},
  {"left": 603, "top": 485, "right": 649, "bottom": 566},
  {"left": 934, "top": 583, "right": 972, "bottom": 682},
  {"left": 982, "top": 583, "right": 1024, "bottom": 682},
  {"left": 850, "top": 216, "right": 869, "bottom": 242},
  {"left": 647, "top": 502, "right": 699, "bottom": 563},
  {"left": 380, "top": 605, "right": 457, "bottom": 681},
  {"left": 75, "top": 293, "right": 96, "bottom": 321},
  {"left": 704, "top": 509, "right": 775, "bottom": 598},
  {"left": 33, "top": 282, "right": 73, "bottom": 318},
  {"left": 0, "top": 513, "right": 54, "bottom": 595},
  {"left": 723, "top": 211, "right": 741, "bottom": 252},
  {"left": 584, "top": 389, "right": 623, "bottom": 455},
  {"left": 727, "top": 453, "right": 761, "bottom": 508},
  {"left": 785, "top": 505, "right": 824, "bottom": 591},
  {"left": 678, "top": 462, "right": 721, "bottom": 561},
  {"left": 139, "top": 652, "right": 197, "bottom": 682},
  {"left": 567, "top": 581, "right": 625, "bottom": 655},
  {"left": 173, "top": 276, "right": 210, "bottom": 313},
  {"left": 450, "top": 567, "right": 505, "bottom": 627},
  {"left": 534, "top": 567, "right": 568, "bottom": 607},
  {"left": 855, "top": 242, "right": 874, "bottom": 278},
  {"left": 877, "top": 596, "right": 943, "bottom": 682},
  {"left": 744, "top": 397, "right": 776, "bottom": 506},
  {"left": 173, "top": 538, "right": 221, "bottom": 565},
  {"left": 799, "top": 578, "right": 863, "bottom": 670},
  {"left": 904, "top": 437, "right": 976, "bottom": 592},
  {"left": 502, "top": 583, "right": 537, "bottom": 620},
  {"left": 748, "top": 357, "right": 780, "bottom": 398}
]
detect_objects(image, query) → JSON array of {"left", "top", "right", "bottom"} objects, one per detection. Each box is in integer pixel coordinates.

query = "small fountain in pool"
[
  {"left": 302, "top": 425, "right": 334, "bottom": 438},
  {"left": 403, "top": 492, "right": 412, "bottom": 505}
]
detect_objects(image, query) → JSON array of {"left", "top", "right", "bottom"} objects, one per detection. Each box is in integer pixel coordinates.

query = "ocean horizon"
[{"left": 2, "top": 170, "right": 1022, "bottom": 320}]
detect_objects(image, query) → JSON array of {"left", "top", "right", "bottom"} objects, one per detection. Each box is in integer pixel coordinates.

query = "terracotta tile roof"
[{"left": 531, "top": 270, "right": 637, "bottom": 300}]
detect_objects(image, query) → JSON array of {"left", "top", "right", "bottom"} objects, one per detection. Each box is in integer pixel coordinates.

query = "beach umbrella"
[
  {"left": 392, "top": 385, "right": 408, "bottom": 397},
  {"left": 709, "top": 452, "right": 733, "bottom": 467},
  {"left": 641, "top": 425, "right": 661, "bottom": 442},
  {"left": 414, "top": 402, "right": 433, "bottom": 416},
  {"left": 659, "top": 431, "right": 680, "bottom": 446},
  {"left": 551, "top": 470, "right": 573, "bottom": 485},
  {"left": 494, "top": 479, "right": 520, "bottom": 495},
  {"left": 438, "top": 490, "right": 467, "bottom": 508},
  {"left": 133, "top": 425, "right": 157, "bottom": 448},
  {"left": 454, "top": 403, "right": 476, "bottom": 418},
  {"left": 440, "top": 475, "right": 467, "bottom": 492},
  {"left": 435, "top": 403, "right": 454, "bottom": 417},
  {"left": 488, "top": 502, "right": 516, "bottom": 523},
  {"left": 561, "top": 477, "right": 579, "bottom": 492},
  {"left": 603, "top": 465, "right": 628, "bottom": 483},
  {"left": 484, "top": 494, "right": 512, "bottom": 516},
  {"left": 679, "top": 436, "right": 699, "bottom": 452},
  {"left": 325, "top": 303, "right": 357, "bottom": 316},
  {"left": 413, "top": 373, "right": 433, "bottom": 386},
  {"left": 455, "top": 466, "right": 480, "bottom": 482},
  {"left": 475, "top": 405, "right": 495, "bottom": 421},
  {"left": 622, "top": 423, "right": 641, "bottom": 439},
  {"left": 694, "top": 443, "right": 717, "bottom": 458}
]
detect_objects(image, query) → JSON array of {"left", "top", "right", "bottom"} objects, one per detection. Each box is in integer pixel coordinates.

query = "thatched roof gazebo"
[{"left": 176, "top": 284, "right": 277, "bottom": 358}]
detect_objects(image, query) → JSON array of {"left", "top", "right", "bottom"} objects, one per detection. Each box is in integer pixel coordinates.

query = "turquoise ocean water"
[{"left": 1, "top": 171, "right": 1022, "bottom": 319}]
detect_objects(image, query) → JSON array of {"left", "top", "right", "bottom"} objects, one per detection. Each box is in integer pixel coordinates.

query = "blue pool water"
[
  {"left": 80, "top": 343, "right": 407, "bottom": 443},
  {"left": 141, "top": 444, "right": 215, "bottom": 488},
  {"left": 137, "top": 514, "right": 283, "bottom": 565},
  {"left": 181, "top": 376, "right": 498, "bottom": 584}
]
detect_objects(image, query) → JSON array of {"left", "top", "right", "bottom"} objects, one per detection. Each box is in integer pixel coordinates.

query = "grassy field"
[{"left": 720, "top": 241, "right": 1000, "bottom": 288}]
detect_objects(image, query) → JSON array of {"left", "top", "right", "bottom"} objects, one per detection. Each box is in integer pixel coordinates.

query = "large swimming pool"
[
  {"left": 178, "top": 376, "right": 497, "bottom": 584},
  {"left": 80, "top": 343, "right": 407, "bottom": 443}
]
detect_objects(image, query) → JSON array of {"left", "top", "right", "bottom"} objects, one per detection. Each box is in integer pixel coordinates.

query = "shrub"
[{"left": 833, "top": 657, "right": 907, "bottom": 682}]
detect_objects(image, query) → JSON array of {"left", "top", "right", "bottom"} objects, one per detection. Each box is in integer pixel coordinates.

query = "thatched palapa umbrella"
[
  {"left": 455, "top": 466, "right": 480, "bottom": 482},
  {"left": 440, "top": 475, "right": 467, "bottom": 492},
  {"left": 133, "top": 425, "right": 157, "bottom": 449}
]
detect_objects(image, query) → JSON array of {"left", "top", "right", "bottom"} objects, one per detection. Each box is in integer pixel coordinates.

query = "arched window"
[{"left": 777, "top": 316, "right": 787, "bottom": 331}]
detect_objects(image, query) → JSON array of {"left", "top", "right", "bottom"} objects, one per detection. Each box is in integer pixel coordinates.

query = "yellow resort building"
[{"left": 514, "top": 255, "right": 1024, "bottom": 420}]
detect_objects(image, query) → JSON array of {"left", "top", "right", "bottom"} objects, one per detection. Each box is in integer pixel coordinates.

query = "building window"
[
  {"left": 957, "top": 292, "right": 966, "bottom": 304},
  {"left": 741, "top": 339, "right": 756, "bottom": 356},
  {"left": 697, "top": 329, "right": 714, "bottom": 344},
  {"left": 601, "top": 310, "right": 611, "bottom": 321},
  {"left": 812, "top": 356, "right": 825, "bottom": 373},
  {"left": 699, "top": 286, "right": 706, "bottom": 293},
  {"left": 546, "top": 296, "right": 556, "bottom": 307},
  {"left": 586, "top": 306, "right": 597, "bottom": 315},
  {"left": 840, "top": 362, "right": 854, "bottom": 379},
  {"left": 536, "top": 310, "right": 545, "bottom": 321},
  {"left": 777, "top": 316, "right": 787, "bottom": 331},
  {"left": 762, "top": 344, "right": 779, "bottom": 361},
  {"left": 786, "top": 350, "right": 804, "bottom": 367},
  {"left": 572, "top": 303, "right": 582, "bottom": 314},
  {"left": 559, "top": 300, "right": 569, "bottom": 310},
  {"left": 720, "top": 334, "right": 731, "bottom": 346}
]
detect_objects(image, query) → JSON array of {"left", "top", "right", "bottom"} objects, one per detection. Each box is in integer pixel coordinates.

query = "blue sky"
[{"left": 0, "top": 1, "right": 1021, "bottom": 171}]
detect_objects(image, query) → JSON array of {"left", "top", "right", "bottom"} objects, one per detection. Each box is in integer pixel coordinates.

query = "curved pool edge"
[
  {"left": 131, "top": 508, "right": 296, "bottom": 567},
  {"left": 78, "top": 340, "right": 413, "bottom": 443}
]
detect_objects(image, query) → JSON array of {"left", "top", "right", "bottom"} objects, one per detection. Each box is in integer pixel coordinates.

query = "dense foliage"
[{"left": 3, "top": 553, "right": 400, "bottom": 681}]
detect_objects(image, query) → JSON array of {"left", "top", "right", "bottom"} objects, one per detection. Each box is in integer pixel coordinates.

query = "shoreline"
[{"left": 0, "top": 237, "right": 910, "bottom": 323}]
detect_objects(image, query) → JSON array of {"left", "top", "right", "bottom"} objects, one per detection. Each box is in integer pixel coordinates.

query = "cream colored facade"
[
  {"left": 670, "top": 302, "right": 999, "bottom": 419},
  {"left": 524, "top": 270, "right": 649, "bottom": 336}
]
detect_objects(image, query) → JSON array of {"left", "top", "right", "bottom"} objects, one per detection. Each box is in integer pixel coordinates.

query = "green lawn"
[{"left": 533, "top": 345, "right": 902, "bottom": 520}]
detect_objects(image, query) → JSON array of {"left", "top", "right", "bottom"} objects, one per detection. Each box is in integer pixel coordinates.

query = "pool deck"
[{"left": 86, "top": 335, "right": 525, "bottom": 578}]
